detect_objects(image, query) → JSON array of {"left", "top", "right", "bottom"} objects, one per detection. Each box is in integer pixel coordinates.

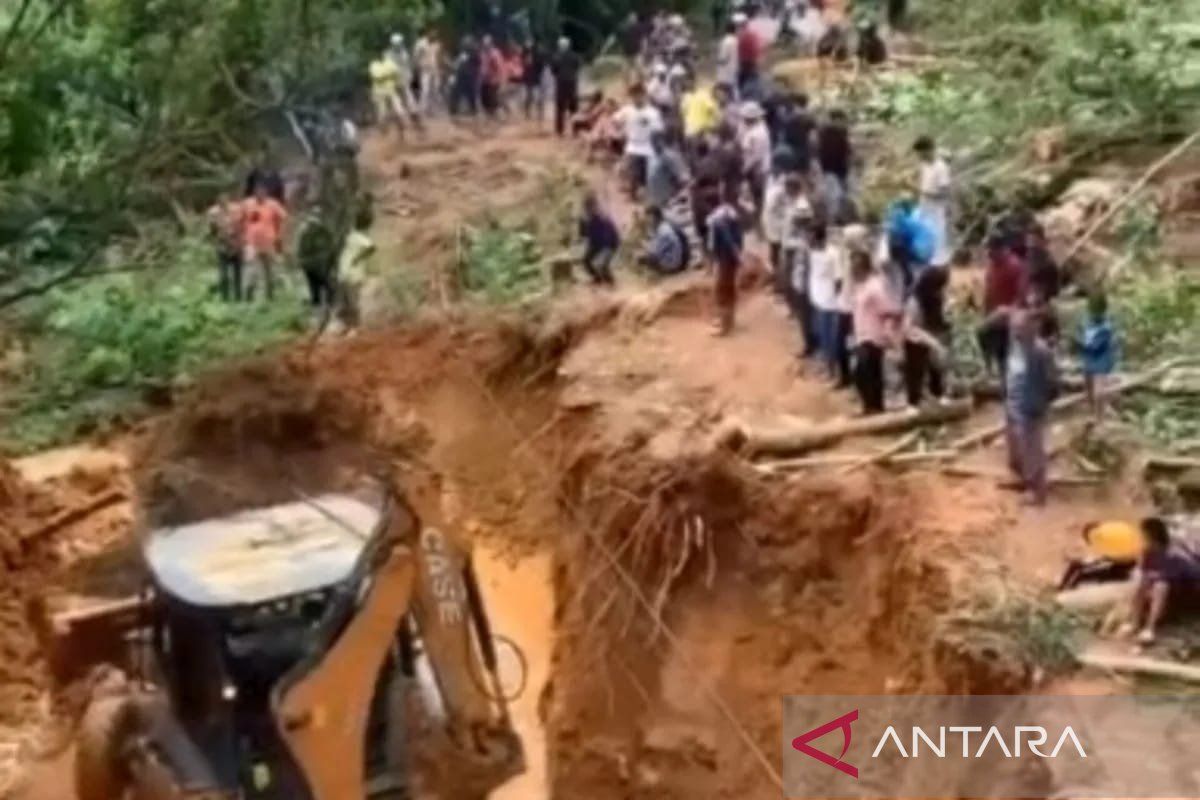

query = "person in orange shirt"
[{"left": 241, "top": 179, "right": 288, "bottom": 301}]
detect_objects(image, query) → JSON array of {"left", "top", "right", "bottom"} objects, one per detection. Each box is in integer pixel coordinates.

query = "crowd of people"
[
  {"left": 204, "top": 1, "right": 1126, "bottom": 510},
  {"left": 559, "top": 3, "right": 1123, "bottom": 509}
]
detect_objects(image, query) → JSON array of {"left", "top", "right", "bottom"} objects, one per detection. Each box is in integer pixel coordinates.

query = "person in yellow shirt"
[
  {"left": 680, "top": 77, "right": 718, "bottom": 139},
  {"left": 1059, "top": 520, "right": 1142, "bottom": 590},
  {"left": 369, "top": 49, "right": 404, "bottom": 133}
]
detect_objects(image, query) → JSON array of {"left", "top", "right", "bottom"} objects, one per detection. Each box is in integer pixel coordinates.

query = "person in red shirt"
[
  {"left": 480, "top": 35, "right": 505, "bottom": 118},
  {"left": 735, "top": 18, "right": 763, "bottom": 97},
  {"left": 977, "top": 235, "right": 1028, "bottom": 389},
  {"left": 241, "top": 179, "right": 288, "bottom": 302}
]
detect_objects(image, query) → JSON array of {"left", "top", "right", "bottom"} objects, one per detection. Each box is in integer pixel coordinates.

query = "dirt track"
[{"left": 0, "top": 118, "right": 1126, "bottom": 799}]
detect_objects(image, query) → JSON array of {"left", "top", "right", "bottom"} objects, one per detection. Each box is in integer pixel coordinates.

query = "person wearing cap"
[
  {"left": 716, "top": 20, "right": 739, "bottom": 92},
  {"left": 551, "top": 36, "right": 582, "bottom": 136},
  {"left": 615, "top": 84, "right": 664, "bottom": 198},
  {"left": 915, "top": 136, "right": 953, "bottom": 268},
  {"left": 739, "top": 101, "right": 771, "bottom": 222}
]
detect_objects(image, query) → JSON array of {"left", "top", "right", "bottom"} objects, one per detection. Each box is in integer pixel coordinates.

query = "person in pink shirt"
[{"left": 850, "top": 251, "right": 900, "bottom": 415}]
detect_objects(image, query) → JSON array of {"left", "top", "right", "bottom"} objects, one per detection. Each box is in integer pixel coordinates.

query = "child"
[
  {"left": 1076, "top": 290, "right": 1118, "bottom": 421},
  {"left": 1005, "top": 309, "right": 1059, "bottom": 506}
]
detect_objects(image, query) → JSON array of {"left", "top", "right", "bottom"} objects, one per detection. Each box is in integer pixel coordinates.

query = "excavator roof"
[{"left": 143, "top": 494, "right": 382, "bottom": 608}]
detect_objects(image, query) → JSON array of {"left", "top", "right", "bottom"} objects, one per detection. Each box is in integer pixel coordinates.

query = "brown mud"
[{"left": 0, "top": 120, "right": 1123, "bottom": 799}]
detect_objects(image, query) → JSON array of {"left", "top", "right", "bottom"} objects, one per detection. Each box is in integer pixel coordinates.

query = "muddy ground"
[{"left": 0, "top": 119, "right": 1143, "bottom": 799}]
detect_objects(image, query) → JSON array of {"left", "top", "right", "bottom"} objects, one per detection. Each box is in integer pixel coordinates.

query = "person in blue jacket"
[
  {"left": 1075, "top": 290, "right": 1119, "bottom": 422},
  {"left": 885, "top": 198, "right": 934, "bottom": 292}
]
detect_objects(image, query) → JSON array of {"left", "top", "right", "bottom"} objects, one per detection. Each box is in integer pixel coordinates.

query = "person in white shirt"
[
  {"left": 739, "top": 101, "right": 771, "bottom": 223},
  {"left": 616, "top": 85, "right": 664, "bottom": 198},
  {"left": 646, "top": 62, "right": 675, "bottom": 112},
  {"left": 915, "top": 136, "right": 952, "bottom": 267},
  {"left": 763, "top": 173, "right": 803, "bottom": 293},
  {"left": 787, "top": 199, "right": 817, "bottom": 357},
  {"left": 413, "top": 30, "right": 443, "bottom": 115},
  {"left": 716, "top": 20, "right": 740, "bottom": 93},
  {"left": 807, "top": 224, "right": 840, "bottom": 381}
]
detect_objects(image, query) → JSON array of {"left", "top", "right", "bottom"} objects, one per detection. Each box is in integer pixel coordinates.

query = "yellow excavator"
[{"left": 38, "top": 477, "right": 525, "bottom": 799}]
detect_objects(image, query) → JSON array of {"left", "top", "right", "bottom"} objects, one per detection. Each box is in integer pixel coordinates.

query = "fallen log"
[
  {"left": 20, "top": 490, "right": 126, "bottom": 545},
  {"left": 1076, "top": 646, "right": 1200, "bottom": 685},
  {"left": 940, "top": 465, "right": 1101, "bottom": 487},
  {"left": 1145, "top": 455, "right": 1200, "bottom": 472},
  {"left": 723, "top": 400, "right": 972, "bottom": 458},
  {"left": 756, "top": 449, "right": 958, "bottom": 474},
  {"left": 953, "top": 359, "right": 1191, "bottom": 452},
  {"left": 837, "top": 430, "right": 921, "bottom": 475}
]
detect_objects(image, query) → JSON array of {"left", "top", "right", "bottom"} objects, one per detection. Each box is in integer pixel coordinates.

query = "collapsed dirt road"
[{"left": 0, "top": 118, "right": 1108, "bottom": 799}]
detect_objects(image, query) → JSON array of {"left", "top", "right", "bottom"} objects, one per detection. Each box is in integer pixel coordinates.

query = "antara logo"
[
  {"left": 792, "top": 709, "right": 860, "bottom": 778},
  {"left": 792, "top": 710, "right": 1088, "bottom": 779}
]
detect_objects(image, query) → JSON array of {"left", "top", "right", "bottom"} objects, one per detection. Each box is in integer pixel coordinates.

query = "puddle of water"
[{"left": 473, "top": 543, "right": 554, "bottom": 800}]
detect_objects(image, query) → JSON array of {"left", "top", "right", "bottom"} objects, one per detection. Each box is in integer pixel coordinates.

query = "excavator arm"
[{"left": 271, "top": 483, "right": 524, "bottom": 800}]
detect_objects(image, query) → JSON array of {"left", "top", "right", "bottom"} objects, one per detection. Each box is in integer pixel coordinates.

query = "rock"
[{"left": 642, "top": 720, "right": 718, "bottom": 769}]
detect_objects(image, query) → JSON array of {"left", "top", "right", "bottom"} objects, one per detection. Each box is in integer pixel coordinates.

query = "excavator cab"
[{"left": 63, "top": 486, "right": 524, "bottom": 800}]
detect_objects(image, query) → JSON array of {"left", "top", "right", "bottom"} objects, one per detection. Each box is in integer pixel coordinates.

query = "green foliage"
[
  {"left": 461, "top": 225, "right": 545, "bottom": 304},
  {"left": 1111, "top": 271, "right": 1200, "bottom": 364},
  {"left": 1, "top": 233, "right": 306, "bottom": 453}
]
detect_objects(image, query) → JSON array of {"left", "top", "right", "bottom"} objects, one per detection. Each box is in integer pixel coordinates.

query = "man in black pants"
[{"left": 551, "top": 37, "right": 581, "bottom": 136}]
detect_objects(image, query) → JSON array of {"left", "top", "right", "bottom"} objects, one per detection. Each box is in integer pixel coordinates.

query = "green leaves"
[{"left": 461, "top": 224, "right": 544, "bottom": 305}]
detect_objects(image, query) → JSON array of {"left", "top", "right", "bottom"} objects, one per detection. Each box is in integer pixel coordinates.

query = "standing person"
[
  {"left": 884, "top": 197, "right": 934, "bottom": 292},
  {"left": 295, "top": 203, "right": 339, "bottom": 311},
  {"left": 522, "top": 40, "right": 549, "bottom": 121},
  {"left": 712, "top": 121, "right": 744, "bottom": 211},
  {"left": 241, "top": 179, "right": 288, "bottom": 302},
  {"left": 619, "top": 12, "right": 647, "bottom": 69},
  {"left": 690, "top": 137, "right": 725, "bottom": 256},
  {"left": 681, "top": 77, "right": 719, "bottom": 139},
  {"left": 817, "top": 109, "right": 853, "bottom": 223},
  {"left": 414, "top": 29, "right": 443, "bottom": 115},
  {"left": 616, "top": 85, "right": 664, "bottom": 199},
  {"left": 645, "top": 131, "right": 689, "bottom": 213},
  {"left": 1076, "top": 290, "right": 1119, "bottom": 422},
  {"left": 388, "top": 34, "right": 422, "bottom": 127},
  {"left": 708, "top": 196, "right": 745, "bottom": 335},
  {"left": 578, "top": 192, "right": 620, "bottom": 286},
  {"left": 735, "top": 13, "right": 764, "bottom": 99},
  {"left": 551, "top": 37, "right": 582, "bottom": 137},
  {"left": 646, "top": 63, "right": 676, "bottom": 119},
  {"left": 479, "top": 35, "right": 505, "bottom": 118},
  {"left": 915, "top": 136, "right": 953, "bottom": 268},
  {"left": 449, "top": 38, "right": 481, "bottom": 117},
  {"left": 739, "top": 102, "right": 771, "bottom": 224},
  {"left": 369, "top": 47, "right": 405, "bottom": 133},
  {"left": 206, "top": 192, "right": 244, "bottom": 302},
  {"left": 977, "top": 235, "right": 1027, "bottom": 389},
  {"left": 1005, "top": 308, "right": 1059, "bottom": 507},
  {"left": 807, "top": 224, "right": 840, "bottom": 380},
  {"left": 850, "top": 252, "right": 900, "bottom": 415},
  {"left": 336, "top": 205, "right": 376, "bottom": 329},
  {"left": 786, "top": 195, "right": 818, "bottom": 357},
  {"left": 716, "top": 21, "right": 740, "bottom": 93},
  {"left": 763, "top": 172, "right": 802, "bottom": 293},
  {"left": 780, "top": 93, "right": 815, "bottom": 175},
  {"left": 902, "top": 267, "right": 951, "bottom": 407}
]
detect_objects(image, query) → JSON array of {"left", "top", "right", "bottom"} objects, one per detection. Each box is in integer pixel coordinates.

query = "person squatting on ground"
[
  {"left": 708, "top": 196, "right": 744, "bottom": 336},
  {"left": 578, "top": 192, "right": 620, "bottom": 286},
  {"left": 1122, "top": 517, "right": 1200, "bottom": 645},
  {"left": 1004, "top": 308, "right": 1059, "bottom": 507},
  {"left": 640, "top": 205, "right": 690, "bottom": 276},
  {"left": 207, "top": 192, "right": 244, "bottom": 301}
]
